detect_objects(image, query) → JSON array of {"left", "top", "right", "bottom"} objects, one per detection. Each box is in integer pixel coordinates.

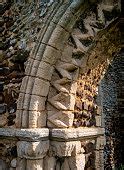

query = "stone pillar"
[
  {"left": 17, "top": 140, "right": 49, "bottom": 170},
  {"left": 47, "top": 127, "right": 105, "bottom": 170},
  {"left": 48, "top": 140, "right": 85, "bottom": 170},
  {"left": 95, "top": 136, "right": 105, "bottom": 170}
]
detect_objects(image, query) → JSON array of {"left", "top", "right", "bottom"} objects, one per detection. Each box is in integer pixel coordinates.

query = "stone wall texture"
[{"left": 0, "top": 0, "right": 123, "bottom": 169}]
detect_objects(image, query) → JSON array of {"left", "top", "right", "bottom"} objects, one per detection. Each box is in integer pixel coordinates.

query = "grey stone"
[
  {"left": 50, "top": 127, "right": 105, "bottom": 141},
  {"left": 0, "top": 128, "right": 49, "bottom": 141}
]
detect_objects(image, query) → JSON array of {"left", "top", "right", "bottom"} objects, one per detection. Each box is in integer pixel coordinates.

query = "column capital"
[
  {"left": 17, "top": 140, "right": 49, "bottom": 159},
  {"left": 50, "top": 141, "right": 82, "bottom": 157}
]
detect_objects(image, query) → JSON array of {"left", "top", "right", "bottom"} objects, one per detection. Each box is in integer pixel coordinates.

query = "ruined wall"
[
  {"left": 0, "top": 0, "right": 55, "bottom": 128},
  {"left": 100, "top": 53, "right": 124, "bottom": 169},
  {"left": 100, "top": 61, "right": 118, "bottom": 169},
  {"left": 117, "top": 54, "right": 124, "bottom": 165},
  {"left": 0, "top": 0, "right": 57, "bottom": 168},
  {"left": 0, "top": 0, "right": 122, "bottom": 169},
  {"left": 46, "top": 2, "right": 120, "bottom": 129}
]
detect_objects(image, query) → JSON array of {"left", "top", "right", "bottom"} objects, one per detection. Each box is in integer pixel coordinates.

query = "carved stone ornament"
[
  {"left": 50, "top": 141, "right": 82, "bottom": 157},
  {"left": 17, "top": 141, "right": 49, "bottom": 159}
]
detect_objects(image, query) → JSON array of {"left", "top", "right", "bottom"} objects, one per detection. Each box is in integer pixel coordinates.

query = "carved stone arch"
[
  {"left": 1, "top": 1, "right": 122, "bottom": 170},
  {"left": 13, "top": 1, "right": 122, "bottom": 169},
  {"left": 16, "top": 0, "right": 121, "bottom": 129},
  {"left": 15, "top": 0, "right": 97, "bottom": 128}
]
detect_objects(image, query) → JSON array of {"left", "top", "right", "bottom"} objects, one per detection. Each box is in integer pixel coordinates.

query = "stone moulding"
[
  {"left": 50, "top": 127, "right": 105, "bottom": 141},
  {"left": 0, "top": 128, "right": 49, "bottom": 141},
  {"left": 0, "top": 127, "right": 104, "bottom": 141},
  {"left": 15, "top": 0, "right": 121, "bottom": 130},
  {"left": 16, "top": 0, "right": 97, "bottom": 128}
]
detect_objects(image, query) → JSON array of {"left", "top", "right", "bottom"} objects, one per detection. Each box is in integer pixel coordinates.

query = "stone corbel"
[
  {"left": 50, "top": 141, "right": 82, "bottom": 157},
  {"left": 17, "top": 140, "right": 49, "bottom": 159}
]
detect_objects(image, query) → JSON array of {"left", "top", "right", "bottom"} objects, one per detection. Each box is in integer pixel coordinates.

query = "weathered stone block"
[
  {"left": 61, "top": 45, "right": 73, "bottom": 62},
  {"left": 47, "top": 111, "right": 74, "bottom": 128},
  {"left": 44, "top": 156, "right": 56, "bottom": 170},
  {"left": 42, "top": 46, "right": 61, "bottom": 65},
  {"left": 11, "top": 158, "right": 17, "bottom": 168},
  {"left": 61, "top": 158, "right": 70, "bottom": 170},
  {"left": 37, "top": 111, "right": 47, "bottom": 128},
  {"left": 96, "top": 136, "right": 105, "bottom": 150},
  {"left": 17, "top": 93, "right": 46, "bottom": 111},
  {"left": 68, "top": 154, "right": 85, "bottom": 170},
  {"left": 48, "top": 92, "right": 75, "bottom": 111},
  {"left": 51, "top": 127, "right": 105, "bottom": 141},
  {"left": 19, "top": 76, "right": 29, "bottom": 93},
  {"left": 95, "top": 115, "right": 102, "bottom": 127},
  {"left": 17, "top": 141, "right": 49, "bottom": 159},
  {"left": 32, "top": 78, "right": 50, "bottom": 97},
  {"left": 57, "top": 11, "right": 76, "bottom": 32},
  {"left": 40, "top": 22, "right": 57, "bottom": 48},
  {"left": 56, "top": 61, "right": 79, "bottom": 80},
  {"left": 25, "top": 59, "right": 54, "bottom": 81},
  {"left": 29, "top": 95, "right": 46, "bottom": 111},
  {"left": 47, "top": 25, "right": 69, "bottom": 50},
  {"left": 27, "top": 159, "right": 43, "bottom": 170},
  {"left": 95, "top": 150, "right": 104, "bottom": 170},
  {"left": 70, "top": 82, "right": 77, "bottom": 94},
  {"left": 28, "top": 110, "right": 47, "bottom": 128},
  {"left": 50, "top": 141, "right": 81, "bottom": 157},
  {"left": 20, "top": 76, "right": 35, "bottom": 94},
  {"left": 36, "top": 61, "right": 54, "bottom": 81}
]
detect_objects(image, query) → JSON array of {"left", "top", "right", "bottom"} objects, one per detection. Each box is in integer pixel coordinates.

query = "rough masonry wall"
[
  {"left": 0, "top": 0, "right": 56, "bottom": 168},
  {"left": 0, "top": 139, "right": 17, "bottom": 169},
  {"left": 117, "top": 54, "right": 124, "bottom": 165},
  {"left": 47, "top": 2, "right": 121, "bottom": 129},
  {"left": 0, "top": 0, "right": 55, "bottom": 128},
  {"left": 0, "top": 0, "right": 122, "bottom": 169},
  {"left": 74, "top": 63, "right": 106, "bottom": 128},
  {"left": 100, "top": 54, "right": 124, "bottom": 169}
]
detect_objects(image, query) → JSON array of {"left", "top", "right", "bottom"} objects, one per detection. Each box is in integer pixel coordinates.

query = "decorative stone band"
[
  {"left": 0, "top": 127, "right": 104, "bottom": 169},
  {"left": 17, "top": 141, "right": 49, "bottom": 159},
  {"left": 0, "top": 128, "right": 49, "bottom": 141},
  {"left": 50, "top": 127, "right": 105, "bottom": 141},
  {"left": 0, "top": 127, "right": 104, "bottom": 142},
  {"left": 48, "top": 128, "right": 105, "bottom": 170}
]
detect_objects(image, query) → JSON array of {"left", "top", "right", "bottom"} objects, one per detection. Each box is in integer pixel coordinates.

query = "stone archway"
[
  {"left": 15, "top": 0, "right": 89, "bottom": 128},
  {"left": 16, "top": 0, "right": 121, "bottom": 129},
  {"left": 15, "top": 1, "right": 121, "bottom": 169},
  {"left": 0, "top": 0, "right": 122, "bottom": 169}
]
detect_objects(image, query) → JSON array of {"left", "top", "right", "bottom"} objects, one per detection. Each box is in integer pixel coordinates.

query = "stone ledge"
[
  {"left": 0, "top": 128, "right": 49, "bottom": 141},
  {"left": 50, "top": 127, "right": 105, "bottom": 141},
  {"left": 0, "top": 127, "right": 104, "bottom": 141}
]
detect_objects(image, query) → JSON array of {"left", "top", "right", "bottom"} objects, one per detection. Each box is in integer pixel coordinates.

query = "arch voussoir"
[{"left": 14, "top": 0, "right": 121, "bottom": 169}]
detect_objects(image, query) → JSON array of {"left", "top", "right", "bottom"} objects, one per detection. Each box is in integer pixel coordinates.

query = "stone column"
[
  {"left": 17, "top": 140, "right": 49, "bottom": 170},
  {"left": 95, "top": 136, "right": 105, "bottom": 170},
  {"left": 0, "top": 128, "right": 49, "bottom": 169},
  {"left": 48, "top": 140, "right": 85, "bottom": 170},
  {"left": 48, "top": 127, "right": 105, "bottom": 170}
]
